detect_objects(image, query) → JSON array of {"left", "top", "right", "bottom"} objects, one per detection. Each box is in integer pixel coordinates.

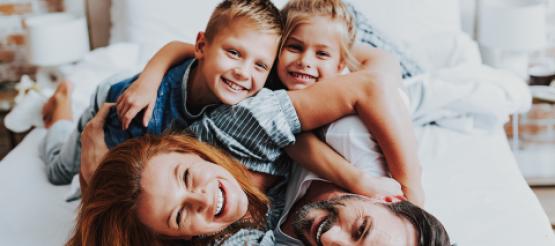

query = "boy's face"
[
  {"left": 277, "top": 16, "right": 346, "bottom": 91},
  {"left": 195, "top": 18, "right": 280, "bottom": 105}
]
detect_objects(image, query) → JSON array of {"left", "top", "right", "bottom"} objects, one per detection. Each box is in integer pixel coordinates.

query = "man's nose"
[{"left": 319, "top": 225, "right": 351, "bottom": 246}]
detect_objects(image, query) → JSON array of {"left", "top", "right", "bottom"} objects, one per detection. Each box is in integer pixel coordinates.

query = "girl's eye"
[
  {"left": 286, "top": 44, "right": 302, "bottom": 52},
  {"left": 317, "top": 51, "right": 330, "bottom": 58},
  {"left": 227, "top": 49, "right": 240, "bottom": 58}
]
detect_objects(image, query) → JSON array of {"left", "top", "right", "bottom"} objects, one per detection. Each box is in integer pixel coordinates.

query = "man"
[{"left": 274, "top": 163, "right": 452, "bottom": 245}]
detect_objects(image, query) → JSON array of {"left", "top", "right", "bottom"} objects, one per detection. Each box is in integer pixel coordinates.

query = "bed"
[{"left": 0, "top": 0, "right": 554, "bottom": 245}]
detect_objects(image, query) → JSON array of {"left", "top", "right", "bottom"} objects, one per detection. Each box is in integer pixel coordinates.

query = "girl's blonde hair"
[
  {"left": 280, "top": 0, "right": 360, "bottom": 70},
  {"left": 66, "top": 134, "right": 269, "bottom": 246}
]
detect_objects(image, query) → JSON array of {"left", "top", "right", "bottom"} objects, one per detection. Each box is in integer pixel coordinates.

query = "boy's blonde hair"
[
  {"left": 205, "top": 0, "right": 283, "bottom": 42},
  {"left": 281, "top": 0, "right": 360, "bottom": 70}
]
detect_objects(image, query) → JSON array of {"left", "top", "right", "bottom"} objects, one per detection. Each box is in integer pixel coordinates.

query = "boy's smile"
[{"left": 193, "top": 17, "right": 280, "bottom": 105}]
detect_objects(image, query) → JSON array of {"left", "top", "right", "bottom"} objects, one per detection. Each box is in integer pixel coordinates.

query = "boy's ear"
[{"left": 194, "top": 32, "right": 206, "bottom": 59}]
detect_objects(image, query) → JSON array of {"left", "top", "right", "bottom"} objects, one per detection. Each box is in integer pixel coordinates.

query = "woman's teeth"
[
  {"left": 223, "top": 78, "right": 245, "bottom": 91},
  {"left": 215, "top": 187, "right": 224, "bottom": 216}
]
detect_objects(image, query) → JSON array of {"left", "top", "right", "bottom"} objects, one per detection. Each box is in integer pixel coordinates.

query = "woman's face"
[
  {"left": 277, "top": 16, "right": 345, "bottom": 90},
  {"left": 136, "top": 152, "right": 248, "bottom": 238}
]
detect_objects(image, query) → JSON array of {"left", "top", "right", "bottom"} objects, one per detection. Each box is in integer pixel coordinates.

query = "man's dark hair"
[{"left": 384, "top": 200, "right": 451, "bottom": 246}]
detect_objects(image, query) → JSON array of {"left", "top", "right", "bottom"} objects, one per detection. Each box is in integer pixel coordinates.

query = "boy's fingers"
[{"left": 143, "top": 103, "right": 155, "bottom": 127}]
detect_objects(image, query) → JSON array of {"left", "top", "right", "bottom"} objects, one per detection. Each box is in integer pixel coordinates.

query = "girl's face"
[
  {"left": 277, "top": 16, "right": 346, "bottom": 90},
  {"left": 136, "top": 152, "right": 248, "bottom": 239}
]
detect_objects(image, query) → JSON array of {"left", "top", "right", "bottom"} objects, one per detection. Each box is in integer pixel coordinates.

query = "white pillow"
[{"left": 109, "top": 0, "right": 288, "bottom": 64}]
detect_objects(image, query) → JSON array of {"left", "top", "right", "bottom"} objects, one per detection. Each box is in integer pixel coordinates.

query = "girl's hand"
[
  {"left": 402, "top": 184, "right": 425, "bottom": 207},
  {"left": 115, "top": 73, "right": 161, "bottom": 129},
  {"left": 353, "top": 175, "right": 404, "bottom": 199}
]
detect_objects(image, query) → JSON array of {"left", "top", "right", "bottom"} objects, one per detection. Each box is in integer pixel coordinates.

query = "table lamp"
[
  {"left": 4, "top": 13, "right": 89, "bottom": 133},
  {"left": 24, "top": 12, "right": 89, "bottom": 90},
  {"left": 478, "top": 0, "right": 547, "bottom": 78}
]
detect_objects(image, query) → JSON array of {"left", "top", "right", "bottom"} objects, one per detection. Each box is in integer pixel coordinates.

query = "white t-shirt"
[{"left": 274, "top": 89, "right": 410, "bottom": 245}]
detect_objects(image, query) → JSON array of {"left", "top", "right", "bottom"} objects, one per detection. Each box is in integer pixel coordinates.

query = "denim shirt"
[{"left": 103, "top": 58, "right": 208, "bottom": 148}]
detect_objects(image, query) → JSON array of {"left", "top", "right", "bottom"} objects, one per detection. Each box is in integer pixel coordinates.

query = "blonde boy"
[{"left": 41, "top": 0, "right": 283, "bottom": 185}]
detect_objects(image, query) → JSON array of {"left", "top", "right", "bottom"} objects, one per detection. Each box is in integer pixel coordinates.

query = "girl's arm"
[
  {"left": 116, "top": 41, "right": 195, "bottom": 129},
  {"left": 286, "top": 132, "right": 403, "bottom": 198},
  {"left": 287, "top": 52, "right": 424, "bottom": 206}
]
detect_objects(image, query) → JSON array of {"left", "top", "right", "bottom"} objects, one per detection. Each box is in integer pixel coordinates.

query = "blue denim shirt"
[{"left": 103, "top": 58, "right": 199, "bottom": 148}]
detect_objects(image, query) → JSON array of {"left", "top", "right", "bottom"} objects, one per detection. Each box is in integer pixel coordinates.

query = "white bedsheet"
[
  {"left": 0, "top": 126, "right": 553, "bottom": 245},
  {"left": 419, "top": 126, "right": 555, "bottom": 245}
]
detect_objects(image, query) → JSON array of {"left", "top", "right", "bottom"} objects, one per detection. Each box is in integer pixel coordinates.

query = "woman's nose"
[{"left": 186, "top": 190, "right": 210, "bottom": 211}]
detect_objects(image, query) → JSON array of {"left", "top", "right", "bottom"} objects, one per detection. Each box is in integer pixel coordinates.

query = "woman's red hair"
[{"left": 67, "top": 134, "right": 269, "bottom": 246}]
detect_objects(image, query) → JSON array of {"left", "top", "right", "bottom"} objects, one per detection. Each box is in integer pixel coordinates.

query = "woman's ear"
[
  {"left": 194, "top": 32, "right": 206, "bottom": 59},
  {"left": 381, "top": 195, "right": 407, "bottom": 203}
]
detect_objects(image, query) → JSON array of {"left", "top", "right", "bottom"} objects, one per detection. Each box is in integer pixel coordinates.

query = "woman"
[{"left": 69, "top": 131, "right": 269, "bottom": 245}]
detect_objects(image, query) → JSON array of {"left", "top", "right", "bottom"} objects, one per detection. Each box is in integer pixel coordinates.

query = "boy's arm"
[
  {"left": 287, "top": 54, "right": 424, "bottom": 205},
  {"left": 285, "top": 132, "right": 403, "bottom": 197},
  {"left": 116, "top": 41, "right": 195, "bottom": 129}
]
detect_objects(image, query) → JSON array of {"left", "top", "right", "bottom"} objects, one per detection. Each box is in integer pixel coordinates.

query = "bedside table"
[
  {"left": 508, "top": 91, "right": 555, "bottom": 186},
  {"left": 0, "top": 81, "right": 31, "bottom": 156}
]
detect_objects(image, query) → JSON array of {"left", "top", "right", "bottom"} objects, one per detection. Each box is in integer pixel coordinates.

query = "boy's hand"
[
  {"left": 354, "top": 175, "right": 404, "bottom": 199},
  {"left": 116, "top": 73, "right": 160, "bottom": 129},
  {"left": 80, "top": 103, "right": 112, "bottom": 185}
]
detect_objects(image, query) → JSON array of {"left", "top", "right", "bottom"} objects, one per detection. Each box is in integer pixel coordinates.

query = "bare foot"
[{"left": 42, "top": 81, "right": 73, "bottom": 128}]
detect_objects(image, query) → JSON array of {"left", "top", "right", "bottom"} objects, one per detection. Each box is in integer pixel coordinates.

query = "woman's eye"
[{"left": 183, "top": 168, "right": 189, "bottom": 188}]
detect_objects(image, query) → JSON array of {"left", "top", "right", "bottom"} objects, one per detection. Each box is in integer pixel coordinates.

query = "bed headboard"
[
  {"left": 85, "top": 0, "right": 110, "bottom": 49},
  {"left": 85, "top": 0, "right": 478, "bottom": 49}
]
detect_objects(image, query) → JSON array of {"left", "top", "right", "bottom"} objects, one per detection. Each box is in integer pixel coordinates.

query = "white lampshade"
[
  {"left": 478, "top": 1, "right": 547, "bottom": 51},
  {"left": 25, "top": 13, "right": 89, "bottom": 66}
]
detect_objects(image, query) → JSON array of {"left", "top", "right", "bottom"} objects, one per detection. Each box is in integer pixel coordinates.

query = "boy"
[{"left": 41, "top": 0, "right": 283, "bottom": 185}]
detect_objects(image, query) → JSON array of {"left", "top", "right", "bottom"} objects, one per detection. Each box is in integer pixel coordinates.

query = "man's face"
[{"left": 292, "top": 195, "right": 418, "bottom": 246}]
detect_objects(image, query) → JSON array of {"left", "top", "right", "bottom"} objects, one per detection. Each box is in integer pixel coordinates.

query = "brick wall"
[{"left": 0, "top": 0, "right": 64, "bottom": 83}]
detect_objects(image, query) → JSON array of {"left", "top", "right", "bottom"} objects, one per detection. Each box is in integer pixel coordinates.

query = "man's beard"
[{"left": 292, "top": 194, "right": 363, "bottom": 245}]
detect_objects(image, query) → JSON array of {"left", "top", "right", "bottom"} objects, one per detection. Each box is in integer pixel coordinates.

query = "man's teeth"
[
  {"left": 291, "top": 72, "right": 316, "bottom": 81},
  {"left": 223, "top": 78, "right": 246, "bottom": 91},
  {"left": 316, "top": 218, "right": 329, "bottom": 244},
  {"left": 215, "top": 188, "right": 224, "bottom": 216}
]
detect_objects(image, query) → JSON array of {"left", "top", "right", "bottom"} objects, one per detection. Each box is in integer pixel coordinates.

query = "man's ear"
[
  {"left": 194, "top": 32, "right": 207, "bottom": 59},
  {"left": 381, "top": 195, "right": 406, "bottom": 203}
]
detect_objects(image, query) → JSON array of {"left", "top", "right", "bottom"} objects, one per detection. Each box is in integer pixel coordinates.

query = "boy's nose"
[{"left": 232, "top": 65, "right": 250, "bottom": 81}]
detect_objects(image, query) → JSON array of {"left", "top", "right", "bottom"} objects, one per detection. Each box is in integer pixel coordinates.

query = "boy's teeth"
[
  {"left": 223, "top": 78, "right": 245, "bottom": 91},
  {"left": 215, "top": 188, "right": 224, "bottom": 216}
]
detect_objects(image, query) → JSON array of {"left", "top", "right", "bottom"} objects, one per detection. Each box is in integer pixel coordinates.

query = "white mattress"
[
  {"left": 0, "top": 126, "right": 553, "bottom": 245},
  {"left": 418, "top": 126, "right": 555, "bottom": 245}
]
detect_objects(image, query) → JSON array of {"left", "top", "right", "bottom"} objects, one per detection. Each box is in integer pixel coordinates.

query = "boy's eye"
[
  {"left": 256, "top": 63, "right": 268, "bottom": 71},
  {"left": 227, "top": 49, "right": 240, "bottom": 58}
]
